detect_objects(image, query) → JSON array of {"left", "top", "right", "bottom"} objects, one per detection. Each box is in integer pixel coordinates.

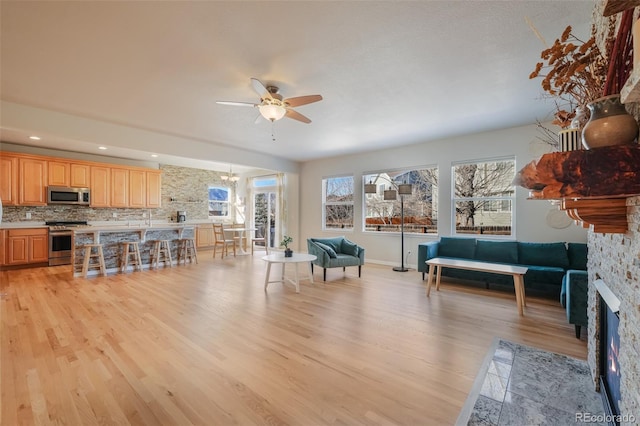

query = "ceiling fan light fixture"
[{"left": 259, "top": 103, "right": 286, "bottom": 121}]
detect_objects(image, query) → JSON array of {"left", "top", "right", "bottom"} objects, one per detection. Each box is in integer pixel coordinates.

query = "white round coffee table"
[{"left": 262, "top": 253, "right": 317, "bottom": 293}]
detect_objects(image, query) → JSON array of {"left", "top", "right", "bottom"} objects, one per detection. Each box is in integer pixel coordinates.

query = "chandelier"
[{"left": 221, "top": 165, "right": 239, "bottom": 182}]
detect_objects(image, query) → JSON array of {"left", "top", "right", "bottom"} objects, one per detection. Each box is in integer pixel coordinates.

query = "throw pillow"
[
  {"left": 341, "top": 239, "right": 359, "bottom": 257},
  {"left": 316, "top": 242, "right": 337, "bottom": 258}
]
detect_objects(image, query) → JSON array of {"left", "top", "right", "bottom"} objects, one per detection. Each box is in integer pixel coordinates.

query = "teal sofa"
[
  {"left": 307, "top": 237, "right": 365, "bottom": 281},
  {"left": 417, "top": 237, "right": 588, "bottom": 299},
  {"left": 561, "top": 269, "right": 589, "bottom": 339}
]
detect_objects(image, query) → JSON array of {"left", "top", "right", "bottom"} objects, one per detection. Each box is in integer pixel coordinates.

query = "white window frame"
[
  {"left": 362, "top": 166, "right": 438, "bottom": 235},
  {"left": 322, "top": 175, "right": 354, "bottom": 231},
  {"left": 208, "top": 185, "right": 231, "bottom": 218},
  {"left": 451, "top": 156, "right": 515, "bottom": 238}
]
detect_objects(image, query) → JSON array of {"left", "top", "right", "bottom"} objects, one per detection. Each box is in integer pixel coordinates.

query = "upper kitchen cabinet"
[
  {"left": 19, "top": 157, "right": 47, "bottom": 206},
  {"left": 129, "top": 169, "right": 146, "bottom": 208},
  {"left": 146, "top": 171, "right": 162, "bottom": 208},
  {"left": 70, "top": 164, "right": 91, "bottom": 187},
  {"left": 110, "top": 168, "right": 129, "bottom": 208},
  {"left": 48, "top": 160, "right": 70, "bottom": 187},
  {"left": 90, "top": 166, "right": 111, "bottom": 207},
  {"left": 0, "top": 154, "right": 18, "bottom": 205}
]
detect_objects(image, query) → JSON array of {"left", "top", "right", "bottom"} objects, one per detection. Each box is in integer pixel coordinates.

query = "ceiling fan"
[{"left": 217, "top": 78, "right": 322, "bottom": 124}]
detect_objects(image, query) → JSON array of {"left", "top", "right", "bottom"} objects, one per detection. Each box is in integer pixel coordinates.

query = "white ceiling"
[{"left": 0, "top": 1, "right": 596, "bottom": 172}]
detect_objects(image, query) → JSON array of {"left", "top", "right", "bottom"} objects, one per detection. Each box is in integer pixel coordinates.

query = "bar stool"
[
  {"left": 177, "top": 238, "right": 198, "bottom": 265},
  {"left": 80, "top": 243, "right": 106, "bottom": 278},
  {"left": 150, "top": 240, "right": 173, "bottom": 269},
  {"left": 119, "top": 241, "right": 142, "bottom": 273}
]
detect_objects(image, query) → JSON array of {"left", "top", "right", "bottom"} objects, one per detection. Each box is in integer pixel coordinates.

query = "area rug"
[{"left": 456, "top": 338, "right": 605, "bottom": 426}]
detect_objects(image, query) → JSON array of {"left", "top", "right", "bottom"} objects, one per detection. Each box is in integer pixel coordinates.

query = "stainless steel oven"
[
  {"left": 49, "top": 230, "right": 74, "bottom": 266},
  {"left": 46, "top": 221, "right": 88, "bottom": 266}
]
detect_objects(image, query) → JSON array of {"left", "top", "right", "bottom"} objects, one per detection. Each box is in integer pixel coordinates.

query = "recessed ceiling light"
[
  {"left": 29, "top": 136, "right": 41, "bottom": 140},
  {"left": 98, "top": 146, "right": 107, "bottom": 150},
  {"left": 151, "top": 154, "right": 158, "bottom": 158}
]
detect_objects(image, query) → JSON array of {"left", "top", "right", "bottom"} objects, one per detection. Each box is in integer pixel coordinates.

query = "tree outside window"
[
  {"left": 452, "top": 158, "right": 515, "bottom": 236},
  {"left": 323, "top": 176, "right": 354, "bottom": 230},
  {"left": 363, "top": 167, "right": 438, "bottom": 234},
  {"left": 208, "top": 186, "right": 230, "bottom": 217}
]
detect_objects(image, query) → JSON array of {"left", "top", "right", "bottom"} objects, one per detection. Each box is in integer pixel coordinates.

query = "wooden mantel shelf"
[{"left": 514, "top": 145, "right": 640, "bottom": 233}]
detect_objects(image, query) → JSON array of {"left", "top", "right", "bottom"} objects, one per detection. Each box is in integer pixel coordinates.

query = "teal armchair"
[{"left": 307, "top": 237, "right": 365, "bottom": 281}]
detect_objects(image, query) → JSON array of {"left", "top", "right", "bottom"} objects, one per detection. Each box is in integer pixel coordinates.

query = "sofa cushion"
[
  {"left": 567, "top": 243, "right": 588, "bottom": 270},
  {"left": 439, "top": 237, "right": 476, "bottom": 259},
  {"left": 315, "top": 242, "right": 337, "bottom": 258},
  {"left": 518, "top": 242, "right": 570, "bottom": 269},
  {"left": 475, "top": 240, "right": 518, "bottom": 264},
  {"left": 341, "top": 239, "right": 359, "bottom": 257},
  {"left": 523, "top": 265, "right": 566, "bottom": 287}
]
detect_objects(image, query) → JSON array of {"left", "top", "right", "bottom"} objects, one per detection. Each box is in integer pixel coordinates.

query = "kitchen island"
[{"left": 73, "top": 223, "right": 196, "bottom": 276}]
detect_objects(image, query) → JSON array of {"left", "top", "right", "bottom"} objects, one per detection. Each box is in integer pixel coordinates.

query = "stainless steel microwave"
[{"left": 47, "top": 186, "right": 91, "bottom": 205}]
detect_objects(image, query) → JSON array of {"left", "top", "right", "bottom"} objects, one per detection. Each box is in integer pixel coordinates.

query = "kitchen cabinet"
[
  {"left": 0, "top": 230, "right": 5, "bottom": 266},
  {"left": 111, "top": 168, "right": 129, "bottom": 208},
  {"left": 19, "top": 157, "right": 47, "bottom": 206},
  {"left": 0, "top": 155, "right": 18, "bottom": 206},
  {"left": 70, "top": 164, "right": 91, "bottom": 187},
  {"left": 146, "top": 171, "right": 162, "bottom": 208},
  {"left": 91, "top": 166, "right": 111, "bottom": 207},
  {"left": 1, "top": 151, "right": 161, "bottom": 209},
  {"left": 48, "top": 161, "right": 70, "bottom": 187},
  {"left": 6, "top": 228, "right": 48, "bottom": 265},
  {"left": 196, "top": 224, "right": 215, "bottom": 248},
  {"left": 129, "top": 169, "right": 146, "bottom": 208}
]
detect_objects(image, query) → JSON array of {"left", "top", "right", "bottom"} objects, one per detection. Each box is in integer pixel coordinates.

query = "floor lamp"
[{"left": 383, "top": 183, "right": 413, "bottom": 272}]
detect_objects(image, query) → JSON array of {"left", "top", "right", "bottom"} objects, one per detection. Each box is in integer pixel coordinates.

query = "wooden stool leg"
[
  {"left": 97, "top": 246, "right": 106, "bottom": 276},
  {"left": 82, "top": 246, "right": 91, "bottom": 278}
]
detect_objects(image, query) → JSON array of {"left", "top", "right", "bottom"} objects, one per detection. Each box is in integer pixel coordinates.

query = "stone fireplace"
[{"left": 587, "top": 197, "right": 640, "bottom": 425}]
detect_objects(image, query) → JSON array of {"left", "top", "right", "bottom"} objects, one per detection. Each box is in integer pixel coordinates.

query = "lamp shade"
[
  {"left": 259, "top": 104, "right": 286, "bottom": 121},
  {"left": 364, "top": 182, "right": 377, "bottom": 194},
  {"left": 398, "top": 183, "right": 413, "bottom": 195},
  {"left": 383, "top": 188, "right": 397, "bottom": 200}
]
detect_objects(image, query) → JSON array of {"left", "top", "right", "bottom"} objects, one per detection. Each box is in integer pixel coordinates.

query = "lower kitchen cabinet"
[
  {"left": 6, "top": 228, "right": 48, "bottom": 265},
  {"left": 0, "top": 230, "right": 5, "bottom": 266},
  {"left": 196, "top": 224, "right": 215, "bottom": 248}
]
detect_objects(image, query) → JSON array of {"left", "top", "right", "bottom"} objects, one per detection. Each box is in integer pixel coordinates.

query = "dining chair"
[
  {"left": 251, "top": 227, "right": 268, "bottom": 255},
  {"left": 213, "top": 224, "right": 236, "bottom": 259}
]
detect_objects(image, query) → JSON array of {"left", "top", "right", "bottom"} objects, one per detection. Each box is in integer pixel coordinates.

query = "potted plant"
[{"left": 281, "top": 235, "right": 293, "bottom": 257}]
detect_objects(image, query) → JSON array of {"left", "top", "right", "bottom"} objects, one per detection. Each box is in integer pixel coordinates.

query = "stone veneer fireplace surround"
[{"left": 587, "top": 196, "right": 640, "bottom": 425}]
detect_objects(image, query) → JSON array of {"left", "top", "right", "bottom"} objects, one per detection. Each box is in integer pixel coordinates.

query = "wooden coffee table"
[
  {"left": 262, "top": 253, "right": 317, "bottom": 293},
  {"left": 426, "top": 257, "right": 528, "bottom": 316}
]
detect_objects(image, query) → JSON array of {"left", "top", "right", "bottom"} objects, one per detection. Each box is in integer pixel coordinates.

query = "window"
[
  {"left": 452, "top": 158, "right": 515, "bottom": 236},
  {"left": 208, "top": 186, "right": 230, "bottom": 217},
  {"left": 323, "top": 176, "right": 354, "bottom": 230},
  {"left": 363, "top": 167, "right": 438, "bottom": 234}
]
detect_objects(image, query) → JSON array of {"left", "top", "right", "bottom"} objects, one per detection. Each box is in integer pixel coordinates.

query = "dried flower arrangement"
[{"left": 529, "top": 25, "right": 609, "bottom": 129}]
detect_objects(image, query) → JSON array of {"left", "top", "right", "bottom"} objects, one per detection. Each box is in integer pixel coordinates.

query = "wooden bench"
[{"left": 425, "top": 257, "right": 528, "bottom": 316}]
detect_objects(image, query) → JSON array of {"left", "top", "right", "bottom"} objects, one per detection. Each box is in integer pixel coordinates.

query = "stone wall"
[
  {"left": 587, "top": 196, "right": 640, "bottom": 423},
  {"left": 1, "top": 164, "right": 239, "bottom": 224}
]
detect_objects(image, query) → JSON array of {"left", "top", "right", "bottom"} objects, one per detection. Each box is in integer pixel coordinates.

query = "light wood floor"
[{"left": 1, "top": 252, "right": 587, "bottom": 425}]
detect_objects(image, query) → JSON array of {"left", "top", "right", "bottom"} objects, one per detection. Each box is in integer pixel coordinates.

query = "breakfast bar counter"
[{"left": 73, "top": 224, "right": 196, "bottom": 276}]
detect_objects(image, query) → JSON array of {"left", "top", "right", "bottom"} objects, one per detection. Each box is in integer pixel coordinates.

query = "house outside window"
[
  {"left": 208, "top": 186, "right": 230, "bottom": 217},
  {"left": 363, "top": 167, "right": 438, "bottom": 234},
  {"left": 452, "top": 158, "right": 515, "bottom": 236},
  {"left": 323, "top": 176, "right": 354, "bottom": 230}
]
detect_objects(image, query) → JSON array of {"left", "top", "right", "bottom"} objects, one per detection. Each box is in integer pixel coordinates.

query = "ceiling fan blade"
[
  {"left": 285, "top": 109, "right": 312, "bottom": 124},
  {"left": 216, "top": 101, "right": 257, "bottom": 107},
  {"left": 284, "top": 94, "right": 323, "bottom": 107},
  {"left": 251, "top": 78, "right": 272, "bottom": 100}
]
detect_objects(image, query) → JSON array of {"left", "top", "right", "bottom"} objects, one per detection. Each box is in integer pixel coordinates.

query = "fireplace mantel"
[{"left": 514, "top": 145, "right": 640, "bottom": 233}]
